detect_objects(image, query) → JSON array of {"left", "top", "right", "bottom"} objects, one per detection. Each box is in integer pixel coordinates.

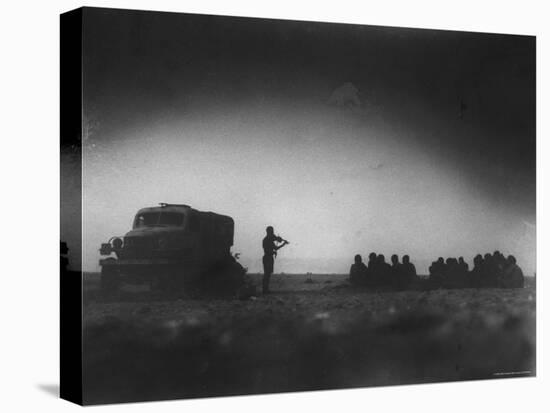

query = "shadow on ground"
[{"left": 37, "top": 384, "right": 59, "bottom": 398}]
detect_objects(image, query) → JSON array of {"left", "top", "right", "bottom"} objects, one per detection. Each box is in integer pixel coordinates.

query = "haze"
[{"left": 62, "top": 8, "right": 536, "bottom": 275}]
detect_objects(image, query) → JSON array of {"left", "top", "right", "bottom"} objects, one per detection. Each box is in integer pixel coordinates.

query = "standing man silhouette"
[{"left": 262, "top": 226, "right": 288, "bottom": 294}]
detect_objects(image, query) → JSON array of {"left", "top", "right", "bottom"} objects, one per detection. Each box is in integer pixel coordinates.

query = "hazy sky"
[{"left": 71, "top": 7, "right": 535, "bottom": 274}]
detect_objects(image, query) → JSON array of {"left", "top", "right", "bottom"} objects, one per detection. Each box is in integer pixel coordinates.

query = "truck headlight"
[
  {"left": 99, "top": 243, "right": 112, "bottom": 255},
  {"left": 112, "top": 237, "right": 123, "bottom": 250}
]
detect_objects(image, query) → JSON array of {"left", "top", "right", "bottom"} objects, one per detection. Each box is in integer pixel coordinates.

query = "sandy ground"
[{"left": 82, "top": 273, "right": 536, "bottom": 405}]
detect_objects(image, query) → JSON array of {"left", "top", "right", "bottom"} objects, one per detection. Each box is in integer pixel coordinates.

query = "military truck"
[{"left": 99, "top": 203, "right": 245, "bottom": 292}]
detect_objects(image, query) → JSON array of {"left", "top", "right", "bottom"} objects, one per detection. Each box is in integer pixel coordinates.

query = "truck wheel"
[
  {"left": 155, "top": 266, "right": 183, "bottom": 293},
  {"left": 100, "top": 265, "right": 120, "bottom": 293}
]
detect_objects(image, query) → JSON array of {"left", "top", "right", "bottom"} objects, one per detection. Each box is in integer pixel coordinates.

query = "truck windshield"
[{"left": 134, "top": 212, "right": 185, "bottom": 228}]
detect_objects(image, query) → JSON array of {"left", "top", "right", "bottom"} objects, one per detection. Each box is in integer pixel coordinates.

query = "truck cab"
[{"left": 99, "top": 203, "right": 240, "bottom": 291}]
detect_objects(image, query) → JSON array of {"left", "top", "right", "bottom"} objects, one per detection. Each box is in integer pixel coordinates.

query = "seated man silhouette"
[
  {"left": 481, "top": 253, "right": 498, "bottom": 287},
  {"left": 367, "top": 252, "right": 377, "bottom": 270},
  {"left": 453, "top": 257, "right": 469, "bottom": 288},
  {"left": 469, "top": 254, "right": 484, "bottom": 288},
  {"left": 365, "top": 252, "right": 377, "bottom": 286},
  {"left": 494, "top": 250, "right": 506, "bottom": 271},
  {"left": 349, "top": 254, "right": 368, "bottom": 286},
  {"left": 443, "top": 257, "right": 462, "bottom": 288},
  {"left": 376, "top": 254, "right": 392, "bottom": 287},
  {"left": 390, "top": 254, "right": 406, "bottom": 290},
  {"left": 402, "top": 255, "right": 417, "bottom": 287},
  {"left": 499, "top": 255, "right": 524, "bottom": 288},
  {"left": 429, "top": 257, "right": 445, "bottom": 288}
]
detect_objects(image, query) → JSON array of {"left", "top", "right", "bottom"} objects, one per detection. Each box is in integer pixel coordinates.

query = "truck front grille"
[{"left": 123, "top": 237, "right": 155, "bottom": 258}]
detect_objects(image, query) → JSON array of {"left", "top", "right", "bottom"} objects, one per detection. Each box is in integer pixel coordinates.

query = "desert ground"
[{"left": 82, "top": 273, "right": 536, "bottom": 405}]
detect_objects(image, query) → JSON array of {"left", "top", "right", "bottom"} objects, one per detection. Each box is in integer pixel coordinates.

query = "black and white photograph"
[
  {"left": 57, "top": 5, "right": 539, "bottom": 405},
  {"left": 5, "top": 1, "right": 550, "bottom": 411}
]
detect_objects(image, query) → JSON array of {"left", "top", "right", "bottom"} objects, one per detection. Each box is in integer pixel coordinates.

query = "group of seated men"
[
  {"left": 350, "top": 250, "right": 525, "bottom": 291},
  {"left": 429, "top": 251, "right": 524, "bottom": 289},
  {"left": 349, "top": 253, "right": 418, "bottom": 290}
]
